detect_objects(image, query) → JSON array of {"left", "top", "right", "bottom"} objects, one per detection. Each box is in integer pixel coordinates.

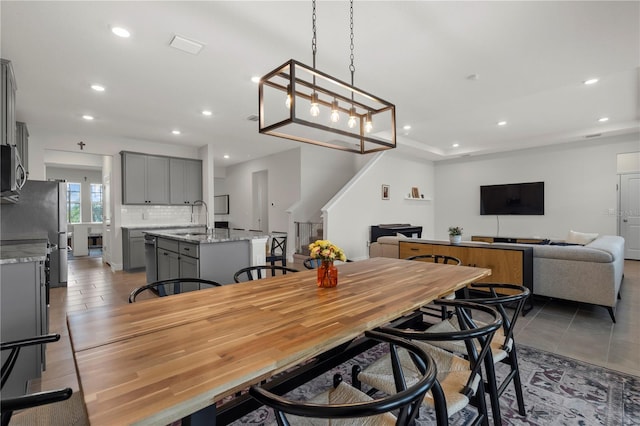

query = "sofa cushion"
[
  {"left": 566, "top": 230, "right": 599, "bottom": 245},
  {"left": 377, "top": 236, "right": 401, "bottom": 244}
]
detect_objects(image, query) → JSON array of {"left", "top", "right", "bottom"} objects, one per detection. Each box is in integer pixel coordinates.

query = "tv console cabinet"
[
  {"left": 399, "top": 239, "right": 533, "bottom": 312},
  {"left": 471, "top": 235, "right": 546, "bottom": 244}
]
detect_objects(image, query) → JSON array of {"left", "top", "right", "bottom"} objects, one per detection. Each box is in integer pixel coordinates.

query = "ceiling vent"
[
  {"left": 246, "top": 115, "right": 259, "bottom": 122},
  {"left": 585, "top": 133, "right": 602, "bottom": 138},
  {"left": 169, "top": 35, "right": 204, "bottom": 55}
]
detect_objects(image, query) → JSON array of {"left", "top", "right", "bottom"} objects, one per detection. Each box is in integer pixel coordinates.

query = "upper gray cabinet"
[
  {"left": 169, "top": 158, "right": 202, "bottom": 205},
  {"left": 121, "top": 152, "right": 170, "bottom": 204},
  {"left": 1, "top": 59, "right": 17, "bottom": 146}
]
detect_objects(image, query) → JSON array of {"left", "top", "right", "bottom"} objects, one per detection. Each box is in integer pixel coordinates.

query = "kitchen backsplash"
[{"left": 121, "top": 205, "right": 205, "bottom": 227}]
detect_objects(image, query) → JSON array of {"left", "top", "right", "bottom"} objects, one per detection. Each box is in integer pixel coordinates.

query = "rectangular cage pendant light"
[{"left": 259, "top": 59, "right": 396, "bottom": 154}]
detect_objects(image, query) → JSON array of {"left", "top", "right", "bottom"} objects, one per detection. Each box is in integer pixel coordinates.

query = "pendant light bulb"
[
  {"left": 330, "top": 99, "right": 340, "bottom": 123},
  {"left": 310, "top": 93, "right": 320, "bottom": 117},
  {"left": 285, "top": 85, "right": 292, "bottom": 109},
  {"left": 365, "top": 112, "right": 373, "bottom": 133},
  {"left": 347, "top": 107, "right": 357, "bottom": 128}
]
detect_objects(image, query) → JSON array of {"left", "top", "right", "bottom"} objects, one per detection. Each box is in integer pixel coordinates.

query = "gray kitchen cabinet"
[
  {"left": 157, "top": 247, "right": 180, "bottom": 281},
  {"left": 15, "top": 121, "right": 28, "bottom": 175},
  {"left": 156, "top": 238, "right": 180, "bottom": 281},
  {"left": 169, "top": 158, "right": 202, "bottom": 205},
  {"left": 0, "top": 260, "right": 45, "bottom": 397},
  {"left": 1, "top": 58, "right": 17, "bottom": 146},
  {"left": 156, "top": 237, "right": 200, "bottom": 282},
  {"left": 121, "top": 152, "right": 170, "bottom": 204},
  {"left": 122, "top": 228, "right": 146, "bottom": 271},
  {"left": 179, "top": 255, "right": 199, "bottom": 280}
]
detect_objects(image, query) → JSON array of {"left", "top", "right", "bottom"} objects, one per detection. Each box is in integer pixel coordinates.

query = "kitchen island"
[{"left": 144, "top": 228, "right": 269, "bottom": 284}]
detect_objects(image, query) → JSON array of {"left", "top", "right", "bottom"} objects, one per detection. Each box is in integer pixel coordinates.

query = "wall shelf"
[{"left": 404, "top": 197, "right": 431, "bottom": 201}]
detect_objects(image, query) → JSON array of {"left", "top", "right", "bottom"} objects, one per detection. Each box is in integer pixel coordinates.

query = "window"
[
  {"left": 91, "top": 183, "right": 103, "bottom": 222},
  {"left": 67, "top": 183, "right": 81, "bottom": 223}
]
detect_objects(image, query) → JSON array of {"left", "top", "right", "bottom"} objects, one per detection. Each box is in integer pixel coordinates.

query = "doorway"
[
  {"left": 252, "top": 170, "right": 268, "bottom": 232},
  {"left": 619, "top": 173, "right": 640, "bottom": 260}
]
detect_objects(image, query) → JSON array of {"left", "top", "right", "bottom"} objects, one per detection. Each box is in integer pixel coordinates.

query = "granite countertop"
[
  {"left": 0, "top": 240, "right": 48, "bottom": 264},
  {"left": 121, "top": 224, "right": 203, "bottom": 230},
  {"left": 145, "top": 228, "right": 270, "bottom": 244}
]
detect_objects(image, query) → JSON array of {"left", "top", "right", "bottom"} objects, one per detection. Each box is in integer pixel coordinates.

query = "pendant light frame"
[
  {"left": 259, "top": 59, "right": 395, "bottom": 154},
  {"left": 258, "top": 1, "right": 396, "bottom": 154}
]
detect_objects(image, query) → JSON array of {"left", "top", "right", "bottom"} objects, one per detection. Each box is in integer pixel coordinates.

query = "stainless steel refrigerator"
[{"left": 0, "top": 180, "right": 68, "bottom": 286}]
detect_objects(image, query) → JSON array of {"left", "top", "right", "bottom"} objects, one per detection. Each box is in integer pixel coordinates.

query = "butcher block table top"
[{"left": 67, "top": 257, "right": 491, "bottom": 425}]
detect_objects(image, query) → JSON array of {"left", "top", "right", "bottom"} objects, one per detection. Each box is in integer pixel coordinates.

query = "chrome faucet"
[{"left": 192, "top": 200, "right": 209, "bottom": 233}]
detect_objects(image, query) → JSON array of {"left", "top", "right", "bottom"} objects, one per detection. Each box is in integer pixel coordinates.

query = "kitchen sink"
[{"left": 174, "top": 232, "right": 208, "bottom": 236}]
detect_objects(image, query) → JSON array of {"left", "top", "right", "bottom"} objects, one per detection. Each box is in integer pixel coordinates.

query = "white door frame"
[{"left": 618, "top": 172, "right": 640, "bottom": 260}]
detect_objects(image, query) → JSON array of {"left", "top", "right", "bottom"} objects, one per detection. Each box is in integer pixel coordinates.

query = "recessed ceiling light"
[
  {"left": 251, "top": 76, "right": 260, "bottom": 83},
  {"left": 82, "top": 115, "right": 94, "bottom": 120},
  {"left": 91, "top": 84, "right": 105, "bottom": 92},
  {"left": 172, "top": 129, "right": 181, "bottom": 135},
  {"left": 497, "top": 121, "right": 507, "bottom": 126},
  {"left": 452, "top": 143, "right": 460, "bottom": 148},
  {"left": 223, "top": 154, "right": 230, "bottom": 159},
  {"left": 202, "top": 110, "right": 213, "bottom": 116},
  {"left": 598, "top": 117, "right": 609, "bottom": 122},
  {"left": 403, "top": 125, "right": 411, "bottom": 130},
  {"left": 111, "top": 26, "right": 130, "bottom": 38},
  {"left": 583, "top": 78, "right": 599, "bottom": 85}
]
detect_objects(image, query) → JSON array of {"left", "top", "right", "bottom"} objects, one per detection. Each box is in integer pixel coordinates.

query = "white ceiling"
[{"left": 1, "top": 1, "right": 639, "bottom": 167}]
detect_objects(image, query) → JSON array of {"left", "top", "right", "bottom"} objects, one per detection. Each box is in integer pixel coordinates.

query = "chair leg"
[
  {"left": 351, "top": 365, "right": 362, "bottom": 390},
  {"left": 483, "top": 357, "right": 503, "bottom": 426},
  {"left": 509, "top": 347, "right": 526, "bottom": 416}
]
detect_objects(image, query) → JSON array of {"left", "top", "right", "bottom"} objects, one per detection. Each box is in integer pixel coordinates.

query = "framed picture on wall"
[{"left": 382, "top": 184, "right": 390, "bottom": 200}]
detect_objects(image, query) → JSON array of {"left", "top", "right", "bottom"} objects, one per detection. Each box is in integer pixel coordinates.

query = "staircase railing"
[{"left": 295, "top": 222, "right": 323, "bottom": 255}]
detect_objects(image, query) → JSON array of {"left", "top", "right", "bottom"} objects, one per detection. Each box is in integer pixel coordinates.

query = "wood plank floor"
[{"left": 31, "top": 256, "right": 640, "bottom": 397}]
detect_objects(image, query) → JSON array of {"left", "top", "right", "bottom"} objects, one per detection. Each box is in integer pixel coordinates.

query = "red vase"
[{"left": 317, "top": 261, "right": 338, "bottom": 288}]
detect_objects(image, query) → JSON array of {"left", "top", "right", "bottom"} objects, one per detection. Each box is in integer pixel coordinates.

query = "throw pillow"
[{"left": 566, "top": 230, "right": 599, "bottom": 245}]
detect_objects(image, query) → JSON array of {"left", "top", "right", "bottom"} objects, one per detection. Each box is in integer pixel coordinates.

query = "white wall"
[
  {"left": 46, "top": 166, "right": 102, "bottom": 223},
  {"left": 326, "top": 151, "right": 436, "bottom": 260},
  {"left": 298, "top": 145, "right": 360, "bottom": 223},
  {"left": 224, "top": 148, "right": 301, "bottom": 232},
  {"left": 434, "top": 133, "right": 640, "bottom": 241}
]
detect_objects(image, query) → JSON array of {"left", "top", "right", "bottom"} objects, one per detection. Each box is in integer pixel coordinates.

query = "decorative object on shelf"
[
  {"left": 258, "top": 0, "right": 396, "bottom": 154},
  {"left": 448, "top": 226, "right": 463, "bottom": 244},
  {"left": 411, "top": 187, "right": 420, "bottom": 198},
  {"left": 308, "top": 240, "right": 346, "bottom": 287},
  {"left": 381, "top": 184, "right": 390, "bottom": 200}
]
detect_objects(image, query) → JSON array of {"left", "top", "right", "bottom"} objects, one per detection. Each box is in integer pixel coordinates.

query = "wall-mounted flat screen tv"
[{"left": 480, "top": 181, "right": 544, "bottom": 215}]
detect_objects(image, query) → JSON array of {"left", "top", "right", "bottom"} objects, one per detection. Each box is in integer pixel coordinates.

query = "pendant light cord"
[
  {"left": 311, "top": 0, "right": 317, "bottom": 70},
  {"left": 349, "top": 0, "right": 355, "bottom": 87}
]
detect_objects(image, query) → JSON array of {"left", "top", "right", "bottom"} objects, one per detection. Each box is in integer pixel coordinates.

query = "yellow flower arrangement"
[{"left": 308, "top": 240, "right": 347, "bottom": 262}]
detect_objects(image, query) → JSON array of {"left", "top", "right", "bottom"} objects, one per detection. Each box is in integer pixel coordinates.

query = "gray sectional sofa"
[
  {"left": 506, "top": 235, "right": 625, "bottom": 322},
  {"left": 369, "top": 234, "right": 626, "bottom": 322}
]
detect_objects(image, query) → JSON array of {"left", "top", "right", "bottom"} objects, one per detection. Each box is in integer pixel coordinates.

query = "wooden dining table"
[{"left": 67, "top": 257, "right": 491, "bottom": 425}]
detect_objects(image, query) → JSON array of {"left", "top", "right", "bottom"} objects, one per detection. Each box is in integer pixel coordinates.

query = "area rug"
[{"left": 229, "top": 344, "right": 640, "bottom": 425}]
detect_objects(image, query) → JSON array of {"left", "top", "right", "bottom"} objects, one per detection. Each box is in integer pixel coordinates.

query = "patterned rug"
[{"left": 229, "top": 344, "right": 640, "bottom": 425}]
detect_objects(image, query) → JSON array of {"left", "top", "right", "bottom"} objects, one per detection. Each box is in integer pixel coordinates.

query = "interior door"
[
  {"left": 252, "top": 170, "right": 268, "bottom": 232},
  {"left": 619, "top": 173, "right": 640, "bottom": 260}
]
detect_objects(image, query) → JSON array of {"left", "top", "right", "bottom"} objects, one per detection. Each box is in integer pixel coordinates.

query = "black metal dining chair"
[
  {"left": 1, "top": 334, "right": 88, "bottom": 426},
  {"left": 129, "top": 278, "right": 222, "bottom": 303},
  {"left": 353, "top": 300, "right": 502, "bottom": 426},
  {"left": 266, "top": 234, "right": 288, "bottom": 267},
  {"left": 405, "top": 254, "right": 462, "bottom": 320},
  {"left": 249, "top": 330, "right": 447, "bottom": 426},
  {"left": 233, "top": 265, "right": 299, "bottom": 283},
  {"left": 426, "top": 283, "right": 531, "bottom": 425}
]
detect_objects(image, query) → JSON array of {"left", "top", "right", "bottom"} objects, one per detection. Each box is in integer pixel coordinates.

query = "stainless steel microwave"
[{"left": 1, "top": 144, "right": 26, "bottom": 203}]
